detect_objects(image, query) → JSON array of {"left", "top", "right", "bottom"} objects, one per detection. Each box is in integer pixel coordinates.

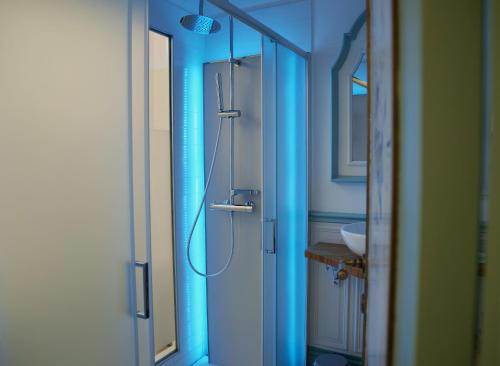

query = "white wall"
[
  {"left": 0, "top": 1, "right": 136, "bottom": 365},
  {"left": 310, "top": 0, "right": 367, "bottom": 214},
  {"left": 248, "top": 0, "right": 312, "bottom": 51}
]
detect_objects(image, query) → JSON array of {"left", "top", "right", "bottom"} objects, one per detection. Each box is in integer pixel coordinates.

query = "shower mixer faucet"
[
  {"left": 218, "top": 110, "right": 241, "bottom": 119},
  {"left": 231, "top": 188, "right": 259, "bottom": 198},
  {"left": 230, "top": 188, "right": 260, "bottom": 206}
]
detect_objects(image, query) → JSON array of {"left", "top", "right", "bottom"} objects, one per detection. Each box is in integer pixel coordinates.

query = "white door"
[{"left": 0, "top": 0, "right": 141, "bottom": 365}]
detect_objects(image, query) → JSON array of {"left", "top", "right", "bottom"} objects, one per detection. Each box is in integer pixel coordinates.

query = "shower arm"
[{"left": 229, "top": 16, "right": 235, "bottom": 203}]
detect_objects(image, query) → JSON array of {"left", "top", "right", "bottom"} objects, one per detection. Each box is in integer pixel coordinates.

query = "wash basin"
[{"left": 340, "top": 222, "right": 366, "bottom": 256}]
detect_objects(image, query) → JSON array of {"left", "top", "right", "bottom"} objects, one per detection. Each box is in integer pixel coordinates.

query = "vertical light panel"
[
  {"left": 275, "top": 44, "right": 308, "bottom": 366},
  {"left": 179, "top": 62, "right": 208, "bottom": 358}
]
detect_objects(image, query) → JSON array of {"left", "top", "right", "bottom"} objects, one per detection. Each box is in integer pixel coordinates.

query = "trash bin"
[{"left": 313, "top": 354, "right": 348, "bottom": 366}]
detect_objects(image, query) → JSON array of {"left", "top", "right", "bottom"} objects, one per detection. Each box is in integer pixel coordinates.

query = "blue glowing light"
[
  {"left": 276, "top": 44, "right": 308, "bottom": 366},
  {"left": 180, "top": 64, "right": 208, "bottom": 356}
]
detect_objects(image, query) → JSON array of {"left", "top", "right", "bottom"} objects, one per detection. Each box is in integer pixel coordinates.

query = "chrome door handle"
[
  {"left": 135, "top": 261, "right": 150, "bottom": 319},
  {"left": 263, "top": 218, "right": 276, "bottom": 254}
]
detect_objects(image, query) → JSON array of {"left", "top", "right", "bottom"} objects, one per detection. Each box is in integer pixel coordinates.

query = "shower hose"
[{"left": 186, "top": 116, "right": 235, "bottom": 278}]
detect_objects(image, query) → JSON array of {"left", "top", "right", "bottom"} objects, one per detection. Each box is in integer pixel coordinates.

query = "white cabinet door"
[
  {"left": 308, "top": 261, "right": 365, "bottom": 356},
  {"left": 308, "top": 261, "right": 350, "bottom": 352},
  {"left": 308, "top": 221, "right": 365, "bottom": 356},
  {"left": 348, "top": 277, "right": 365, "bottom": 355}
]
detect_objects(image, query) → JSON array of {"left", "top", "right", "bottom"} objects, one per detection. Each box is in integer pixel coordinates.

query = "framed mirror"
[{"left": 331, "top": 12, "right": 367, "bottom": 182}]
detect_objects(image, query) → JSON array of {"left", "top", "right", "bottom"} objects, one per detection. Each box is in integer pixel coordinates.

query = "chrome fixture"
[
  {"left": 135, "top": 261, "right": 150, "bottom": 319},
  {"left": 187, "top": 17, "right": 240, "bottom": 278},
  {"left": 180, "top": 0, "right": 221, "bottom": 35},
  {"left": 186, "top": 16, "right": 259, "bottom": 278},
  {"left": 215, "top": 71, "right": 241, "bottom": 118},
  {"left": 208, "top": 202, "right": 254, "bottom": 213},
  {"left": 231, "top": 188, "right": 260, "bottom": 197},
  {"left": 217, "top": 110, "right": 241, "bottom": 119}
]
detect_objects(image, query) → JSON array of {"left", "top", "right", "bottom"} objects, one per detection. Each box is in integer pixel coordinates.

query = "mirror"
[
  {"left": 351, "top": 54, "right": 368, "bottom": 163},
  {"left": 331, "top": 12, "right": 367, "bottom": 181},
  {"left": 149, "top": 29, "right": 178, "bottom": 362}
]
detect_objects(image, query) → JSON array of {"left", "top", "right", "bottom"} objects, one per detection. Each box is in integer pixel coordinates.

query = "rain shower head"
[
  {"left": 180, "top": 14, "right": 221, "bottom": 34},
  {"left": 180, "top": 0, "right": 221, "bottom": 35}
]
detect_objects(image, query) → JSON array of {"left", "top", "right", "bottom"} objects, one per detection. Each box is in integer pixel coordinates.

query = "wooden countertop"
[{"left": 305, "top": 242, "right": 365, "bottom": 279}]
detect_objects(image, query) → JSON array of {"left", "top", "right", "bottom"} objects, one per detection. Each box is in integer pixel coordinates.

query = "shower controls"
[
  {"left": 231, "top": 188, "right": 260, "bottom": 197},
  {"left": 208, "top": 202, "right": 254, "bottom": 213},
  {"left": 230, "top": 188, "right": 259, "bottom": 207},
  {"left": 217, "top": 110, "right": 241, "bottom": 119}
]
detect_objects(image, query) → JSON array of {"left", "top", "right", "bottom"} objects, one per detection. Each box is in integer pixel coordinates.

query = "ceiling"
[{"left": 167, "top": 0, "right": 305, "bottom": 16}]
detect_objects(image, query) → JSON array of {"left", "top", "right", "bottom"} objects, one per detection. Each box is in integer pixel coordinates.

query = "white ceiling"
[{"left": 167, "top": 0, "right": 306, "bottom": 16}]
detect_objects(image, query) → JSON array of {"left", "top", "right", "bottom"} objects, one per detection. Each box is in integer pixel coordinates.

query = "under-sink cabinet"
[
  {"left": 308, "top": 260, "right": 364, "bottom": 355},
  {"left": 307, "top": 221, "right": 365, "bottom": 356}
]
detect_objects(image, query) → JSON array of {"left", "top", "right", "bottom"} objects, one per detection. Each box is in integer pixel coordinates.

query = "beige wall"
[{"left": 0, "top": 1, "right": 136, "bottom": 365}]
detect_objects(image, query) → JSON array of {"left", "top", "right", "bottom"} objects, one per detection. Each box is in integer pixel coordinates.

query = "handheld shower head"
[
  {"left": 215, "top": 73, "right": 224, "bottom": 112},
  {"left": 180, "top": 0, "right": 221, "bottom": 35}
]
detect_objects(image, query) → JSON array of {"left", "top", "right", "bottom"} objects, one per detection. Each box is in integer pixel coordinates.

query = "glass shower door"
[
  {"left": 275, "top": 41, "right": 308, "bottom": 366},
  {"left": 262, "top": 36, "right": 309, "bottom": 366}
]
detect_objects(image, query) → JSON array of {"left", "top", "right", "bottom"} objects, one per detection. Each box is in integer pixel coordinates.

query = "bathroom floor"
[
  {"left": 192, "top": 356, "right": 217, "bottom": 366},
  {"left": 306, "top": 347, "right": 363, "bottom": 366},
  {"left": 193, "top": 349, "right": 362, "bottom": 366}
]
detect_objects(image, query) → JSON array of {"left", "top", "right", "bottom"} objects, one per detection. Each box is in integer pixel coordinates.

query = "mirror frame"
[{"left": 331, "top": 11, "right": 367, "bottom": 182}]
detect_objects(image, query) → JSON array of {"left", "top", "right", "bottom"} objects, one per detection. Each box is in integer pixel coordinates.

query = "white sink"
[{"left": 340, "top": 222, "right": 366, "bottom": 256}]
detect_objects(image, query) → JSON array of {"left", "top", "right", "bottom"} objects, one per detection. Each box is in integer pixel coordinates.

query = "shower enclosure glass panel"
[{"left": 142, "top": 2, "right": 309, "bottom": 365}]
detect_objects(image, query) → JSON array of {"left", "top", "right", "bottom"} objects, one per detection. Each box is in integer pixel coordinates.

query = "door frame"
[{"left": 364, "top": 0, "right": 484, "bottom": 365}]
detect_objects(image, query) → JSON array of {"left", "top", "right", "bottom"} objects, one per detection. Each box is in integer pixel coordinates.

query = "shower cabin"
[{"left": 132, "top": 1, "right": 309, "bottom": 365}]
